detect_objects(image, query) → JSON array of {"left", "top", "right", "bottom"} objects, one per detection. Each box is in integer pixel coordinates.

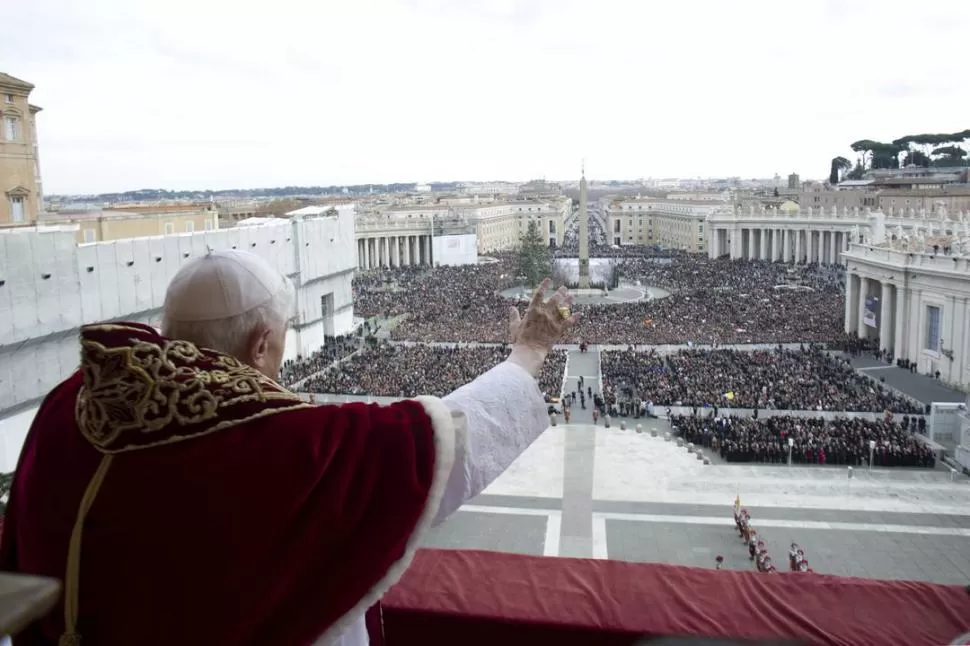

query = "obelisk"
[{"left": 578, "top": 165, "right": 590, "bottom": 289}]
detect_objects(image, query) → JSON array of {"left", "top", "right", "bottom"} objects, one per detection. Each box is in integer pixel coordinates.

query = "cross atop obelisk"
[{"left": 578, "top": 163, "right": 590, "bottom": 289}]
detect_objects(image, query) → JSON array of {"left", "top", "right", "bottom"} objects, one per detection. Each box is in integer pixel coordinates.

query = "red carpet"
[{"left": 382, "top": 549, "right": 970, "bottom": 646}]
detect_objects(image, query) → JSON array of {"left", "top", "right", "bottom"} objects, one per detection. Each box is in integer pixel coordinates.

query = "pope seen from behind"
[{"left": 0, "top": 249, "right": 576, "bottom": 646}]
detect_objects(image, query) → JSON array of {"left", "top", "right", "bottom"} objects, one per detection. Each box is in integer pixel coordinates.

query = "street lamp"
[
  {"left": 868, "top": 440, "right": 876, "bottom": 472},
  {"left": 787, "top": 437, "right": 794, "bottom": 466}
]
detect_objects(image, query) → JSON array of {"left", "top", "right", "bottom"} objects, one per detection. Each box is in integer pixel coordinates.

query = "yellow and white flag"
[{"left": 734, "top": 495, "right": 741, "bottom": 516}]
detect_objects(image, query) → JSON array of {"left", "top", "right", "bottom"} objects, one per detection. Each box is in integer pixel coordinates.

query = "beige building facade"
[
  {"left": 39, "top": 206, "right": 219, "bottom": 243},
  {"left": 707, "top": 204, "right": 970, "bottom": 265},
  {"left": 844, "top": 238, "right": 970, "bottom": 394},
  {"left": 0, "top": 73, "right": 43, "bottom": 226},
  {"left": 800, "top": 185, "right": 970, "bottom": 216},
  {"left": 355, "top": 198, "right": 569, "bottom": 267},
  {"left": 607, "top": 198, "right": 726, "bottom": 252}
]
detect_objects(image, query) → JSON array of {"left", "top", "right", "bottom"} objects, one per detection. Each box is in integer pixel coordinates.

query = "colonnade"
[
  {"left": 844, "top": 273, "right": 902, "bottom": 356},
  {"left": 357, "top": 234, "right": 433, "bottom": 270},
  {"left": 710, "top": 227, "right": 856, "bottom": 265}
]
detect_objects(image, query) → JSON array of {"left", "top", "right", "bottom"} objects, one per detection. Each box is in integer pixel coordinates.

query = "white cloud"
[{"left": 2, "top": 0, "right": 968, "bottom": 193}]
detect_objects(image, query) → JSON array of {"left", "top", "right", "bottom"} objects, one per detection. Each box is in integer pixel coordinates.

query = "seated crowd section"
[
  {"left": 600, "top": 346, "right": 922, "bottom": 413},
  {"left": 299, "top": 343, "right": 567, "bottom": 399},
  {"left": 672, "top": 414, "right": 937, "bottom": 467}
]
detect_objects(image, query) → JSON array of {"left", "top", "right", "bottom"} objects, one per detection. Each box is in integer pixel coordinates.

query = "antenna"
[{"left": 581, "top": 158, "right": 585, "bottom": 177}]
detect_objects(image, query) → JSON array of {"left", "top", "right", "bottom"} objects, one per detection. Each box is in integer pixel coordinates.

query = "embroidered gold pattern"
[{"left": 75, "top": 322, "right": 312, "bottom": 453}]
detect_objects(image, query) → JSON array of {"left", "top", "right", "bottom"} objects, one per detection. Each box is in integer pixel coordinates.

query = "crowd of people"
[
  {"left": 299, "top": 342, "right": 567, "bottom": 399},
  {"left": 672, "top": 414, "right": 937, "bottom": 468},
  {"left": 601, "top": 346, "right": 923, "bottom": 413},
  {"left": 278, "top": 333, "right": 360, "bottom": 387},
  {"left": 352, "top": 253, "right": 847, "bottom": 346}
]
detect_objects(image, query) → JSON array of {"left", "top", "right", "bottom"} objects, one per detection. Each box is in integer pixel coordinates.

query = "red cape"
[{"left": 0, "top": 322, "right": 455, "bottom": 645}]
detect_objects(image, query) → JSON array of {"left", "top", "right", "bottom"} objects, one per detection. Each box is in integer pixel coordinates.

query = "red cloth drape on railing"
[{"left": 382, "top": 549, "right": 970, "bottom": 646}]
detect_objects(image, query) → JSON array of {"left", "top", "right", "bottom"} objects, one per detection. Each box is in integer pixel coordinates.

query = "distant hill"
[{"left": 49, "top": 182, "right": 465, "bottom": 203}]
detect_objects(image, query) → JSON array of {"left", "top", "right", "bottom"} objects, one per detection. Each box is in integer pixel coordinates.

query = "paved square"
[{"left": 422, "top": 511, "right": 549, "bottom": 557}]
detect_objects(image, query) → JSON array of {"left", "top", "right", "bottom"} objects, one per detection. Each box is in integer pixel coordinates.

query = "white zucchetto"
[{"left": 163, "top": 249, "right": 286, "bottom": 322}]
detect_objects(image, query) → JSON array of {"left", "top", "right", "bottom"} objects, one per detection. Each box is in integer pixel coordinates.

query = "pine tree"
[{"left": 517, "top": 220, "right": 552, "bottom": 288}]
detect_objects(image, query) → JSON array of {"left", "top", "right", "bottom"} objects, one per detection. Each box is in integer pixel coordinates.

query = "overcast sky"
[{"left": 2, "top": 0, "right": 968, "bottom": 194}]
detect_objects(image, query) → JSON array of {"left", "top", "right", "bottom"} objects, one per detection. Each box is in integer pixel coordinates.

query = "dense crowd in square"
[
  {"left": 352, "top": 253, "right": 846, "bottom": 346},
  {"left": 672, "top": 414, "right": 936, "bottom": 468},
  {"left": 300, "top": 342, "right": 567, "bottom": 399},
  {"left": 600, "top": 346, "right": 923, "bottom": 413},
  {"left": 278, "top": 333, "right": 360, "bottom": 387}
]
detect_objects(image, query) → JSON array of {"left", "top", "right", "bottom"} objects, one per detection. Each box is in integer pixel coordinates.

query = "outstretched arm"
[{"left": 427, "top": 280, "right": 577, "bottom": 526}]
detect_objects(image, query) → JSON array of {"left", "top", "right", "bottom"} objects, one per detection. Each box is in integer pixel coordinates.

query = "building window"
[
  {"left": 10, "top": 196, "right": 25, "bottom": 222},
  {"left": 4, "top": 116, "right": 20, "bottom": 141},
  {"left": 83, "top": 229, "right": 96, "bottom": 243},
  {"left": 204, "top": 218, "right": 215, "bottom": 231},
  {"left": 164, "top": 222, "right": 175, "bottom": 235},
  {"left": 925, "top": 305, "right": 941, "bottom": 352},
  {"left": 185, "top": 221, "right": 195, "bottom": 233},
  {"left": 4, "top": 94, "right": 12, "bottom": 104}
]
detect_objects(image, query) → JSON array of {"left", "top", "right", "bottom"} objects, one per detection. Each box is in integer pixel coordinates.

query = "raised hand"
[{"left": 508, "top": 278, "right": 578, "bottom": 375}]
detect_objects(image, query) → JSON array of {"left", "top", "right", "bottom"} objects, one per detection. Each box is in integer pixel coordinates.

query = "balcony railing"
[{"left": 377, "top": 547, "right": 969, "bottom": 646}]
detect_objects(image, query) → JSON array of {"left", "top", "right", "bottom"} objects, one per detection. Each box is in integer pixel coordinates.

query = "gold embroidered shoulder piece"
[{"left": 75, "top": 322, "right": 312, "bottom": 453}]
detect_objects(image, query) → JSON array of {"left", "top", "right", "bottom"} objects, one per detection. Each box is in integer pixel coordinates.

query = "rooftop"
[{"left": 0, "top": 73, "right": 34, "bottom": 91}]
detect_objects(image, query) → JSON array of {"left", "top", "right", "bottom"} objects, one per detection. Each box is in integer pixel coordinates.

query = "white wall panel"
[
  {"left": 6, "top": 233, "right": 39, "bottom": 341},
  {"left": 0, "top": 405, "right": 38, "bottom": 473},
  {"left": 162, "top": 236, "right": 183, "bottom": 290},
  {"left": 54, "top": 233, "right": 83, "bottom": 328},
  {"left": 31, "top": 232, "right": 59, "bottom": 336},
  {"left": 12, "top": 344, "right": 39, "bottom": 404},
  {"left": 147, "top": 237, "right": 169, "bottom": 309},
  {"left": 0, "top": 351, "right": 13, "bottom": 410},
  {"left": 96, "top": 243, "right": 122, "bottom": 321},
  {"left": 0, "top": 237, "right": 15, "bottom": 347},
  {"left": 115, "top": 240, "right": 138, "bottom": 316},
  {"left": 130, "top": 238, "right": 154, "bottom": 312},
  {"left": 77, "top": 244, "right": 102, "bottom": 323},
  {"left": 333, "top": 309, "right": 354, "bottom": 336}
]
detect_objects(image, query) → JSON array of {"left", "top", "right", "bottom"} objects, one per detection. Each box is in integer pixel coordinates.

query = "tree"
[
  {"left": 517, "top": 219, "right": 552, "bottom": 288},
  {"left": 931, "top": 145, "right": 968, "bottom": 167},
  {"left": 829, "top": 156, "right": 851, "bottom": 184},
  {"left": 903, "top": 151, "right": 931, "bottom": 168},
  {"left": 849, "top": 139, "right": 904, "bottom": 170}
]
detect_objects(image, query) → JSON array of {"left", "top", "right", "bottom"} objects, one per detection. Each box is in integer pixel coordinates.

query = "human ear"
[{"left": 246, "top": 326, "right": 273, "bottom": 370}]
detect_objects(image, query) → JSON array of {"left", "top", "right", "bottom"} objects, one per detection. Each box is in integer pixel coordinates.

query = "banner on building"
[{"left": 864, "top": 296, "right": 877, "bottom": 328}]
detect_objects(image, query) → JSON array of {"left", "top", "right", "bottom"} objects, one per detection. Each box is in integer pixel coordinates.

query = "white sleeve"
[{"left": 430, "top": 360, "right": 549, "bottom": 526}]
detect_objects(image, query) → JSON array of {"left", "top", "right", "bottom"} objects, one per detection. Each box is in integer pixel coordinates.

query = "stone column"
[
  {"left": 774, "top": 229, "right": 781, "bottom": 262},
  {"left": 857, "top": 276, "right": 870, "bottom": 338},
  {"left": 422, "top": 236, "right": 430, "bottom": 266},
  {"left": 828, "top": 231, "right": 837, "bottom": 265},
  {"left": 894, "top": 282, "right": 907, "bottom": 360},
  {"left": 364, "top": 239, "right": 371, "bottom": 269},
  {"left": 794, "top": 230, "right": 802, "bottom": 264},
  {"left": 760, "top": 228, "right": 768, "bottom": 260},
  {"left": 907, "top": 289, "right": 922, "bottom": 363},
  {"left": 880, "top": 282, "right": 893, "bottom": 353},
  {"left": 403, "top": 236, "right": 411, "bottom": 266},
  {"left": 845, "top": 272, "right": 858, "bottom": 334}
]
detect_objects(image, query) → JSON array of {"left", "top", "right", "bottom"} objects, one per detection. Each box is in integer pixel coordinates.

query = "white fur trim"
[{"left": 313, "top": 396, "right": 459, "bottom": 646}]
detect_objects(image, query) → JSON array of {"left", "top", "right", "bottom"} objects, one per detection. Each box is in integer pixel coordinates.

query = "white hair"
[{"left": 161, "top": 276, "right": 296, "bottom": 356}]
